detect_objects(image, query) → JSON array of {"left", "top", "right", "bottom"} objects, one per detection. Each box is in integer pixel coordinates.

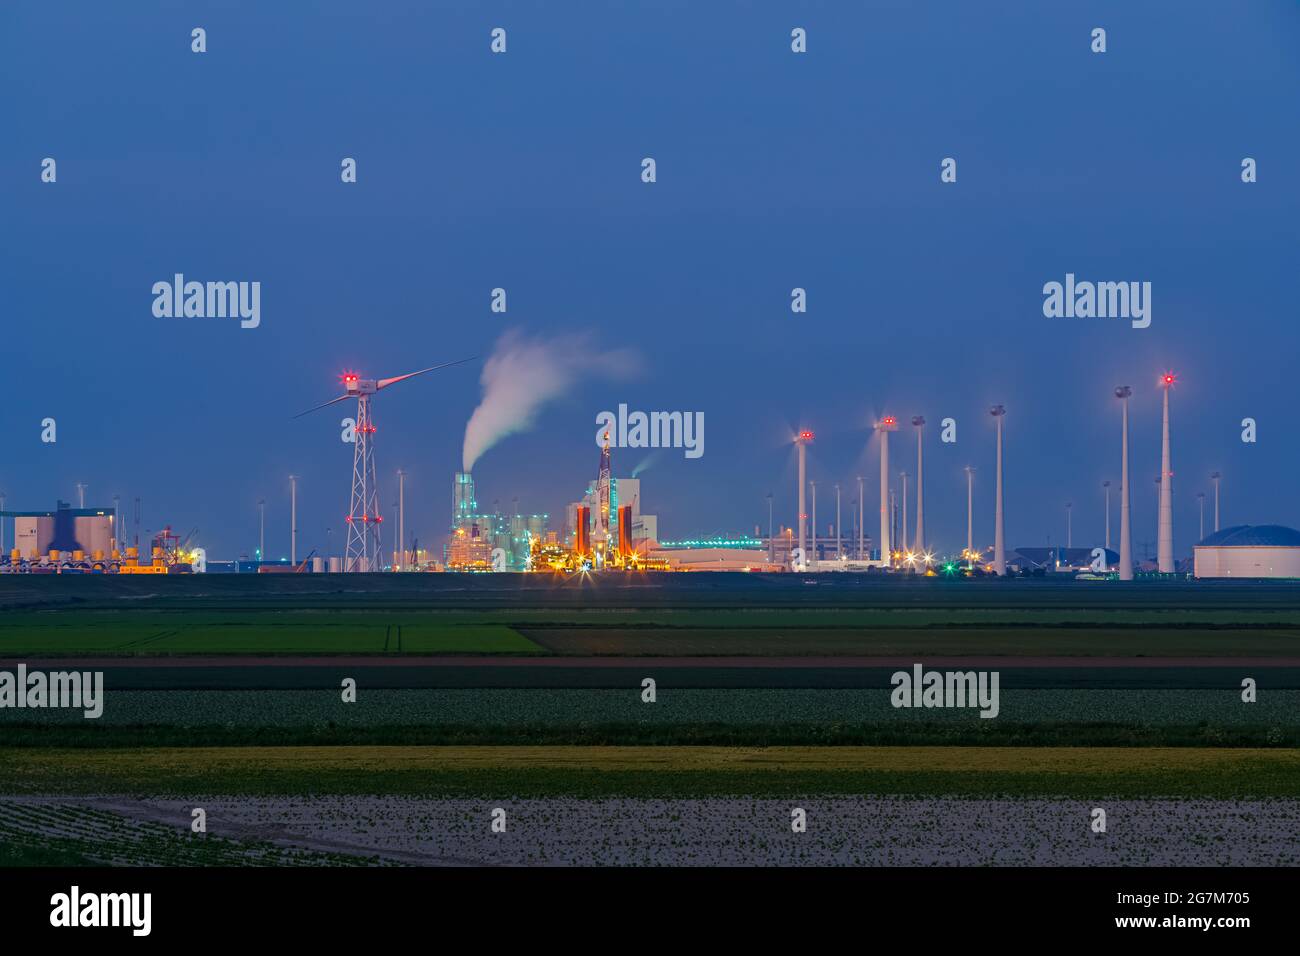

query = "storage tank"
[{"left": 1194, "top": 525, "right": 1300, "bottom": 578}]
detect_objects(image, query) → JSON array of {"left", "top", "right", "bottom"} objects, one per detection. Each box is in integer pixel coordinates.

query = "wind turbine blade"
[
  {"left": 292, "top": 394, "right": 351, "bottom": 419},
  {"left": 377, "top": 356, "right": 478, "bottom": 391}
]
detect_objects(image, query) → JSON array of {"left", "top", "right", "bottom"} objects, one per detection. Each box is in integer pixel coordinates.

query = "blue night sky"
[{"left": 3, "top": 1, "right": 1298, "bottom": 559}]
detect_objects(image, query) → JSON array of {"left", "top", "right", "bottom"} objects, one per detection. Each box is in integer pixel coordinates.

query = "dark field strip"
[
  {"left": 5, "top": 572, "right": 1300, "bottom": 612},
  {"left": 6, "top": 685, "right": 1300, "bottom": 722},
  {"left": 6, "top": 722, "right": 1300, "bottom": 750},
  {"left": 10, "top": 610, "right": 1300, "bottom": 629},
  {"left": 10, "top": 627, "right": 1300, "bottom": 659},
  {"left": 521, "top": 628, "right": 1300, "bottom": 656},
  {"left": 5, "top": 745, "right": 1299, "bottom": 798},
  {"left": 33, "top": 662, "right": 1300, "bottom": 690}
]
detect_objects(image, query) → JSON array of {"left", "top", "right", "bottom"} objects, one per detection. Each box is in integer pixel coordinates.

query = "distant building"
[
  {"left": 11, "top": 501, "right": 116, "bottom": 559},
  {"left": 649, "top": 547, "right": 770, "bottom": 571},
  {"left": 569, "top": 476, "right": 657, "bottom": 550},
  {"left": 1009, "top": 547, "right": 1120, "bottom": 573},
  {"left": 1194, "top": 525, "right": 1300, "bottom": 579},
  {"left": 448, "top": 521, "right": 493, "bottom": 569}
]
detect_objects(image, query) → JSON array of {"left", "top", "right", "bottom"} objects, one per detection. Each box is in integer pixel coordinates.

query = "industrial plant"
[{"left": 4, "top": 370, "right": 1297, "bottom": 580}]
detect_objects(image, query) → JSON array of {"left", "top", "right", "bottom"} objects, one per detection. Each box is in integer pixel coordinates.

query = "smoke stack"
[
  {"left": 617, "top": 505, "right": 633, "bottom": 558},
  {"left": 575, "top": 505, "right": 590, "bottom": 556},
  {"left": 1115, "top": 386, "right": 1133, "bottom": 580},
  {"left": 990, "top": 405, "right": 1006, "bottom": 575},
  {"left": 453, "top": 472, "right": 476, "bottom": 530},
  {"left": 1158, "top": 373, "right": 1176, "bottom": 572}
]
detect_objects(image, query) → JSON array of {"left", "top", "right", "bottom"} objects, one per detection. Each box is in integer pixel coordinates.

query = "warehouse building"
[{"left": 1193, "top": 525, "right": 1300, "bottom": 579}]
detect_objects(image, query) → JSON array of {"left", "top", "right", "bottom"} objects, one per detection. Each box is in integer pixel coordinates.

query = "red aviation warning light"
[
  {"left": 798, "top": 430, "right": 814, "bottom": 442},
  {"left": 1161, "top": 372, "right": 1177, "bottom": 387}
]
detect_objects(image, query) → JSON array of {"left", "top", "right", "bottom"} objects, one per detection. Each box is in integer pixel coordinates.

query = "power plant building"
[
  {"left": 10, "top": 502, "right": 116, "bottom": 560},
  {"left": 1193, "top": 525, "right": 1300, "bottom": 579},
  {"left": 447, "top": 521, "right": 492, "bottom": 569},
  {"left": 449, "top": 472, "right": 549, "bottom": 569},
  {"left": 568, "top": 476, "right": 657, "bottom": 552}
]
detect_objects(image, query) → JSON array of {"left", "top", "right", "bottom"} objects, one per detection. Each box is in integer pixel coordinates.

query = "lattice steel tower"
[{"left": 295, "top": 358, "right": 476, "bottom": 572}]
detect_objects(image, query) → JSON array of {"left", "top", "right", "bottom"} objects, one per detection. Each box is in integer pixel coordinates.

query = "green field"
[
  {"left": 2, "top": 687, "right": 1297, "bottom": 730},
  {"left": 0, "top": 613, "right": 542, "bottom": 655},
  {"left": 4, "top": 606, "right": 1300, "bottom": 656},
  {"left": 5, "top": 745, "right": 1299, "bottom": 798},
  {"left": 4, "top": 577, "right": 1298, "bottom": 823}
]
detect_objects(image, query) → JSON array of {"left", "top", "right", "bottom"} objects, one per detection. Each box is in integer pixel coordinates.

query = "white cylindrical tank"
[
  {"left": 327, "top": 556, "right": 343, "bottom": 573},
  {"left": 1194, "top": 526, "right": 1300, "bottom": 578},
  {"left": 312, "top": 556, "right": 325, "bottom": 573}
]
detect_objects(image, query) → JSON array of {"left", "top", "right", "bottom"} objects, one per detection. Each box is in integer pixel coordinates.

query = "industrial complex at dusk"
[
  {"left": 3, "top": 371, "right": 1295, "bottom": 579},
  {"left": 4, "top": 0, "right": 1300, "bottom": 924}
]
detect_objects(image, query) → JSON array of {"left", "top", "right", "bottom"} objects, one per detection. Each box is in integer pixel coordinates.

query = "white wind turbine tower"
[
  {"left": 795, "top": 430, "right": 813, "bottom": 568},
  {"left": 876, "top": 416, "right": 898, "bottom": 567},
  {"left": 1115, "top": 386, "right": 1133, "bottom": 580},
  {"left": 899, "top": 470, "right": 909, "bottom": 555},
  {"left": 964, "top": 466, "right": 975, "bottom": 563},
  {"left": 1158, "top": 372, "right": 1176, "bottom": 573},
  {"left": 912, "top": 416, "right": 925, "bottom": 554},
  {"left": 990, "top": 405, "right": 1006, "bottom": 575},
  {"left": 296, "top": 357, "right": 476, "bottom": 572}
]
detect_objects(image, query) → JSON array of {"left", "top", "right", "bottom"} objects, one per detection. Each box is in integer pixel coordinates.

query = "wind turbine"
[
  {"left": 912, "top": 416, "right": 925, "bottom": 554},
  {"left": 1158, "top": 372, "right": 1176, "bottom": 573},
  {"left": 295, "top": 357, "right": 476, "bottom": 572},
  {"left": 990, "top": 405, "right": 1006, "bottom": 576},
  {"left": 1115, "top": 386, "right": 1133, "bottom": 580}
]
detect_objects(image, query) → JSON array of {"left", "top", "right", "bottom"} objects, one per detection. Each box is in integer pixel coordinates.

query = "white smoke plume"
[{"left": 462, "top": 329, "right": 640, "bottom": 472}]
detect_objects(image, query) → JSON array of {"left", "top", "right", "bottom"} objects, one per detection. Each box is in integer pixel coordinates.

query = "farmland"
[
  {"left": 5, "top": 745, "right": 1300, "bottom": 799},
  {"left": 5, "top": 605, "right": 1300, "bottom": 658},
  {"left": 2, "top": 573, "right": 1298, "bottom": 864}
]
